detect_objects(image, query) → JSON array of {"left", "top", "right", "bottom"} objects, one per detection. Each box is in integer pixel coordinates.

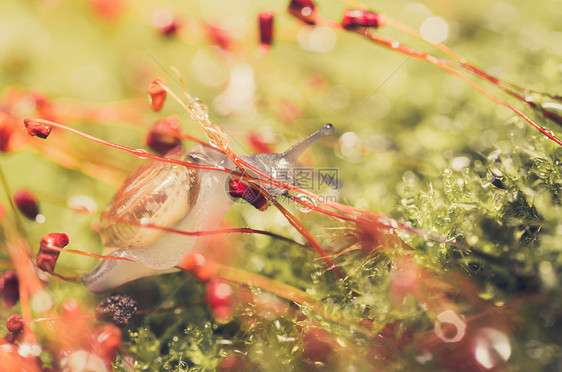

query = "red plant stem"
[
  {"left": 354, "top": 30, "right": 562, "bottom": 146},
  {"left": 28, "top": 314, "right": 96, "bottom": 323},
  {"left": 106, "top": 216, "right": 306, "bottom": 247},
  {"left": 23, "top": 118, "right": 243, "bottom": 175},
  {"left": 27, "top": 140, "right": 124, "bottom": 188},
  {"left": 53, "top": 139, "right": 130, "bottom": 174},
  {"left": 40, "top": 245, "right": 135, "bottom": 262},
  {"left": 269, "top": 198, "right": 342, "bottom": 278},
  {"left": 385, "top": 16, "right": 561, "bottom": 102}
]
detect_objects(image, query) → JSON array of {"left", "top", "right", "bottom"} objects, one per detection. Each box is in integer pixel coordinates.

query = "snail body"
[{"left": 84, "top": 124, "right": 334, "bottom": 293}]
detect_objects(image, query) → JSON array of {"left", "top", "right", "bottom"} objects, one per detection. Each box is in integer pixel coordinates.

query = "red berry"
[
  {"left": 147, "top": 78, "right": 167, "bottom": 112},
  {"left": 23, "top": 118, "right": 52, "bottom": 139},
  {"left": 13, "top": 189, "right": 39, "bottom": 220},
  {"left": 145, "top": 116, "right": 182, "bottom": 155}
]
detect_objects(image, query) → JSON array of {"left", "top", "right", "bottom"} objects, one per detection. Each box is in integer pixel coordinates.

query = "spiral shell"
[{"left": 99, "top": 147, "right": 200, "bottom": 251}]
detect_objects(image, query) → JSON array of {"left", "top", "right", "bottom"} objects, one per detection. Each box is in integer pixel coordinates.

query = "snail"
[{"left": 84, "top": 123, "right": 334, "bottom": 293}]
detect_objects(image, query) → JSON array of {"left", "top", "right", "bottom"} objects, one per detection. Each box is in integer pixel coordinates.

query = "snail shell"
[
  {"left": 84, "top": 124, "right": 335, "bottom": 293},
  {"left": 99, "top": 147, "right": 200, "bottom": 250}
]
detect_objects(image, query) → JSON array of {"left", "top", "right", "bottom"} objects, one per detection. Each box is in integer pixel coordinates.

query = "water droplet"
[
  {"left": 135, "top": 149, "right": 150, "bottom": 158},
  {"left": 68, "top": 195, "right": 98, "bottom": 214},
  {"left": 193, "top": 97, "right": 209, "bottom": 121},
  {"left": 474, "top": 328, "right": 511, "bottom": 369},
  {"left": 295, "top": 194, "right": 317, "bottom": 213},
  {"left": 208, "top": 138, "right": 221, "bottom": 149},
  {"left": 35, "top": 214, "right": 46, "bottom": 224}
]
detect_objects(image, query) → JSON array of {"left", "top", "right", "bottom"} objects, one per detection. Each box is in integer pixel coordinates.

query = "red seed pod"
[
  {"left": 288, "top": 0, "right": 317, "bottom": 25},
  {"left": 258, "top": 12, "right": 274, "bottom": 51},
  {"left": 151, "top": 9, "right": 181, "bottom": 37},
  {"left": 6, "top": 314, "right": 24, "bottom": 334},
  {"left": 23, "top": 118, "right": 52, "bottom": 139},
  {"left": 89, "top": 324, "right": 122, "bottom": 364},
  {"left": 13, "top": 189, "right": 39, "bottom": 220},
  {"left": 206, "top": 277, "right": 234, "bottom": 323},
  {"left": 228, "top": 178, "right": 269, "bottom": 211},
  {"left": 341, "top": 9, "right": 386, "bottom": 30},
  {"left": 205, "top": 24, "right": 233, "bottom": 51},
  {"left": 0, "top": 271, "right": 20, "bottom": 308},
  {"left": 247, "top": 132, "right": 274, "bottom": 154},
  {"left": 0, "top": 124, "right": 15, "bottom": 152},
  {"left": 37, "top": 233, "right": 69, "bottom": 274},
  {"left": 145, "top": 116, "right": 182, "bottom": 155},
  {"left": 147, "top": 78, "right": 167, "bottom": 112}
]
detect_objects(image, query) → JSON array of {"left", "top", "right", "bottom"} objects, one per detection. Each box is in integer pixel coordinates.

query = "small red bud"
[
  {"left": 145, "top": 116, "right": 182, "bottom": 155},
  {"left": 205, "top": 25, "right": 233, "bottom": 51},
  {"left": 37, "top": 233, "right": 69, "bottom": 274},
  {"left": 6, "top": 315, "right": 24, "bottom": 334},
  {"left": 13, "top": 189, "right": 39, "bottom": 220},
  {"left": 179, "top": 252, "right": 218, "bottom": 282},
  {"left": 258, "top": 12, "right": 275, "bottom": 51},
  {"left": 341, "top": 9, "right": 386, "bottom": 30},
  {"left": 206, "top": 278, "right": 234, "bottom": 323},
  {"left": 147, "top": 78, "right": 167, "bottom": 112},
  {"left": 0, "top": 125, "right": 15, "bottom": 153},
  {"left": 89, "top": 324, "right": 122, "bottom": 364},
  {"left": 248, "top": 132, "right": 274, "bottom": 153},
  {"left": 228, "top": 179, "right": 269, "bottom": 211},
  {"left": 90, "top": 0, "right": 125, "bottom": 20},
  {"left": 151, "top": 9, "right": 181, "bottom": 37},
  {"left": 0, "top": 271, "right": 20, "bottom": 308},
  {"left": 23, "top": 118, "right": 52, "bottom": 139},
  {"left": 62, "top": 299, "right": 82, "bottom": 318},
  {"left": 288, "top": 0, "right": 317, "bottom": 25}
]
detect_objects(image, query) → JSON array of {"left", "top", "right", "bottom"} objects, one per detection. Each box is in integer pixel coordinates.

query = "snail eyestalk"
[{"left": 282, "top": 123, "right": 334, "bottom": 164}]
